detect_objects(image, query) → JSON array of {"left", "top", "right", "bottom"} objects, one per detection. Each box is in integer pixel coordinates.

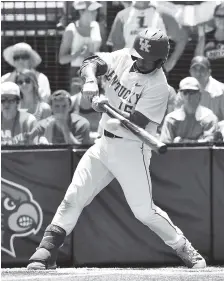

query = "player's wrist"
[
  {"left": 81, "top": 63, "right": 97, "bottom": 83},
  {"left": 85, "top": 78, "right": 97, "bottom": 84}
]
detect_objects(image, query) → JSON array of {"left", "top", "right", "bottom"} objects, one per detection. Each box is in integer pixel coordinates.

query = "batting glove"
[
  {"left": 92, "top": 95, "right": 109, "bottom": 113},
  {"left": 82, "top": 80, "right": 99, "bottom": 101}
]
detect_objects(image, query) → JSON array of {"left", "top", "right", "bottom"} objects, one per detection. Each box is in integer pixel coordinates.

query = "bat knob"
[{"left": 158, "top": 144, "right": 167, "bottom": 154}]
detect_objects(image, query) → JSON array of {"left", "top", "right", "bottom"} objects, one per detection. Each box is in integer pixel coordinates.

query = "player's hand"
[
  {"left": 92, "top": 95, "right": 109, "bottom": 113},
  {"left": 82, "top": 80, "right": 99, "bottom": 102}
]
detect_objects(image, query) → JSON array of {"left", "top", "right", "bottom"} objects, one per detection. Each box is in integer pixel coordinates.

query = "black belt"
[{"left": 104, "top": 130, "right": 122, "bottom": 139}]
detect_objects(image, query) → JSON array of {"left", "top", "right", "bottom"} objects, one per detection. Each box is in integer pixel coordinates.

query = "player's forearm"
[
  {"left": 80, "top": 63, "right": 98, "bottom": 83},
  {"left": 107, "top": 107, "right": 152, "bottom": 130}
]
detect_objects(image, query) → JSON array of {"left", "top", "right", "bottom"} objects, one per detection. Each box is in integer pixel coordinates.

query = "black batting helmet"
[{"left": 130, "top": 28, "right": 170, "bottom": 68}]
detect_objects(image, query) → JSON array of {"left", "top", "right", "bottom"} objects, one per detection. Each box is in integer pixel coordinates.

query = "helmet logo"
[{"left": 139, "top": 38, "right": 151, "bottom": 52}]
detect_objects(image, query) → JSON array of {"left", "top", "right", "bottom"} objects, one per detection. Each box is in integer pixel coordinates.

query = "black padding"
[{"left": 39, "top": 224, "right": 66, "bottom": 251}]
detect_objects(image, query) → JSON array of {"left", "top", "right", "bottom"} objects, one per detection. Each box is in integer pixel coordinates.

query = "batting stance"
[{"left": 27, "top": 28, "right": 206, "bottom": 270}]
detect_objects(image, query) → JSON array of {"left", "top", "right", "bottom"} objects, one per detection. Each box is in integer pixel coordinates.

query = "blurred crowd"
[{"left": 1, "top": 1, "right": 224, "bottom": 146}]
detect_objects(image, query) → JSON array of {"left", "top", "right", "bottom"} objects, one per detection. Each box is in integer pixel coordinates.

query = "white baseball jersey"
[
  {"left": 97, "top": 48, "right": 169, "bottom": 140},
  {"left": 65, "top": 21, "right": 102, "bottom": 67}
]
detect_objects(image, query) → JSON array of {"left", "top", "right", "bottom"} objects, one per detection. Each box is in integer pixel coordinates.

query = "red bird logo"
[{"left": 1, "top": 178, "right": 43, "bottom": 257}]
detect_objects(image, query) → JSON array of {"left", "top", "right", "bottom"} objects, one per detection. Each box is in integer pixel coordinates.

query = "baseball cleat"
[
  {"left": 27, "top": 261, "right": 57, "bottom": 270},
  {"left": 176, "top": 239, "right": 206, "bottom": 268},
  {"left": 27, "top": 248, "right": 57, "bottom": 270}
]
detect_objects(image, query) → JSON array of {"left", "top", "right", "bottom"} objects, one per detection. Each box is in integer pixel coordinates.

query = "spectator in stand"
[
  {"left": 1, "top": 82, "right": 36, "bottom": 145},
  {"left": 160, "top": 77, "right": 218, "bottom": 144},
  {"left": 167, "top": 85, "right": 177, "bottom": 114},
  {"left": 163, "top": 68, "right": 177, "bottom": 114},
  {"left": 1, "top": 43, "right": 51, "bottom": 102},
  {"left": 15, "top": 69, "right": 51, "bottom": 121},
  {"left": 175, "top": 56, "right": 224, "bottom": 122},
  {"left": 157, "top": 84, "right": 177, "bottom": 134},
  {"left": 217, "top": 120, "right": 224, "bottom": 140},
  {"left": 112, "top": 1, "right": 132, "bottom": 10},
  {"left": 28, "top": 90, "right": 91, "bottom": 146},
  {"left": 107, "top": 1, "right": 189, "bottom": 73},
  {"left": 59, "top": 0, "right": 102, "bottom": 95},
  {"left": 157, "top": 69, "right": 177, "bottom": 135},
  {"left": 194, "top": 2, "right": 224, "bottom": 83},
  {"left": 70, "top": 77, "right": 102, "bottom": 140}
]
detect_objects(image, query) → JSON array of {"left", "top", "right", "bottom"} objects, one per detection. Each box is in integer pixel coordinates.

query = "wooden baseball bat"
[{"left": 102, "top": 103, "right": 167, "bottom": 154}]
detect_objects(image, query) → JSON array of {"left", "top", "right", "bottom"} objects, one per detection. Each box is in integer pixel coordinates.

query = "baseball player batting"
[{"left": 27, "top": 28, "right": 206, "bottom": 270}]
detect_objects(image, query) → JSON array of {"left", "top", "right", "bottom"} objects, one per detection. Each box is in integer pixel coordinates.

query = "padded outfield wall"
[{"left": 1, "top": 147, "right": 224, "bottom": 267}]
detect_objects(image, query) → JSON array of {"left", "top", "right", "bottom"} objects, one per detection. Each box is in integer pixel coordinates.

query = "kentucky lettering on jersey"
[{"left": 105, "top": 69, "right": 141, "bottom": 109}]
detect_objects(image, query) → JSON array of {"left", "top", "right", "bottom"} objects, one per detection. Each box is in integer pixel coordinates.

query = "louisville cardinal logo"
[{"left": 1, "top": 178, "right": 43, "bottom": 257}]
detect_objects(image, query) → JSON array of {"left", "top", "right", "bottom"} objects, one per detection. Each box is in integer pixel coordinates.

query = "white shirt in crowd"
[
  {"left": 107, "top": 5, "right": 166, "bottom": 49},
  {"left": 66, "top": 21, "right": 102, "bottom": 67}
]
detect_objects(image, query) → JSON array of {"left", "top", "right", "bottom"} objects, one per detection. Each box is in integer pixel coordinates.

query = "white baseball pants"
[{"left": 52, "top": 135, "right": 184, "bottom": 249}]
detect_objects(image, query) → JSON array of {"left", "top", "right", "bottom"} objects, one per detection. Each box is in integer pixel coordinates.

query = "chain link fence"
[
  {"left": 1, "top": 1, "right": 201, "bottom": 91},
  {"left": 1, "top": 1, "right": 78, "bottom": 92}
]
